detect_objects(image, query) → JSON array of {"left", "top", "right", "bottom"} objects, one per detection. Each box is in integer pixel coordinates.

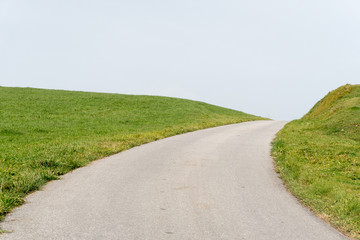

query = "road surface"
[{"left": 0, "top": 121, "right": 348, "bottom": 240}]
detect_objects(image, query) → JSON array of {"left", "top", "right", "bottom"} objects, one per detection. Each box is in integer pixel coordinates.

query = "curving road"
[{"left": 0, "top": 121, "right": 348, "bottom": 240}]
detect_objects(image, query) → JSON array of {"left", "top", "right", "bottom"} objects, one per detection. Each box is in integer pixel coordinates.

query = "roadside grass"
[
  {"left": 0, "top": 86, "right": 265, "bottom": 219},
  {"left": 272, "top": 84, "right": 360, "bottom": 239}
]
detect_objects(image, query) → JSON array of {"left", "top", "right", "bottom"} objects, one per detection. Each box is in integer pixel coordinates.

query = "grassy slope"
[
  {"left": 272, "top": 84, "right": 360, "bottom": 239},
  {"left": 0, "top": 87, "right": 264, "bottom": 219}
]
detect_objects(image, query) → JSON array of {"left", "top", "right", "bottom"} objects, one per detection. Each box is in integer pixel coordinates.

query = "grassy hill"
[
  {"left": 272, "top": 84, "right": 360, "bottom": 239},
  {"left": 0, "top": 87, "right": 264, "bottom": 219}
]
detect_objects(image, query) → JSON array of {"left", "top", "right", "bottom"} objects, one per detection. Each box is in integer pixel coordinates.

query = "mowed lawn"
[
  {"left": 272, "top": 84, "right": 360, "bottom": 239},
  {"left": 0, "top": 87, "right": 264, "bottom": 219}
]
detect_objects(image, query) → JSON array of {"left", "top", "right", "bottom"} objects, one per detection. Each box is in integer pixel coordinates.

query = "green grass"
[
  {"left": 0, "top": 86, "right": 265, "bottom": 219},
  {"left": 272, "top": 84, "right": 360, "bottom": 239}
]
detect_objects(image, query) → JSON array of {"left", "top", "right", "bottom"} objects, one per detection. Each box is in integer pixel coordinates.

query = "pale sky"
[{"left": 1, "top": 0, "right": 359, "bottom": 120}]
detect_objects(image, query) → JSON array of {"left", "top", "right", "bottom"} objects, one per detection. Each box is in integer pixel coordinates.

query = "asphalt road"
[{"left": 0, "top": 121, "right": 348, "bottom": 240}]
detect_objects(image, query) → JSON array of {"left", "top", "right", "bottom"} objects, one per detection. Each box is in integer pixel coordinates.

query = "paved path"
[{"left": 0, "top": 121, "right": 348, "bottom": 240}]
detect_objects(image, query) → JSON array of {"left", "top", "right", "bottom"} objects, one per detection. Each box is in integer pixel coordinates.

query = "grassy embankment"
[
  {"left": 0, "top": 87, "right": 265, "bottom": 219},
  {"left": 272, "top": 84, "right": 360, "bottom": 239}
]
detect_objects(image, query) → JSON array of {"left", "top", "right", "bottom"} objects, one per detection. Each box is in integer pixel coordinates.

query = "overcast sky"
[{"left": 1, "top": 0, "right": 359, "bottom": 120}]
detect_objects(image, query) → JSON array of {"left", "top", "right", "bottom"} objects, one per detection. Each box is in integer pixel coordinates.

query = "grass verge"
[
  {"left": 272, "top": 84, "right": 360, "bottom": 239},
  {"left": 0, "top": 86, "right": 265, "bottom": 219}
]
